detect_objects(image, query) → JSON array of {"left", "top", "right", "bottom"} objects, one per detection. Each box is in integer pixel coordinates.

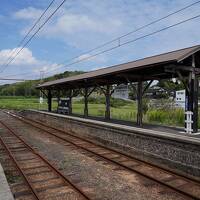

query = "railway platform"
[{"left": 0, "top": 164, "right": 14, "bottom": 200}]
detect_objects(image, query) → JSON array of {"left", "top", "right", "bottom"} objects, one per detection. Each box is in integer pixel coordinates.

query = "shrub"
[
  {"left": 110, "top": 98, "right": 128, "bottom": 108},
  {"left": 142, "top": 98, "right": 149, "bottom": 114},
  {"left": 74, "top": 96, "right": 129, "bottom": 108},
  {"left": 147, "top": 108, "right": 184, "bottom": 126}
]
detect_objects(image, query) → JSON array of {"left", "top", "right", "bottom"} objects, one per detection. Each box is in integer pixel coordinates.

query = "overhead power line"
[
  {"left": 3, "top": 0, "right": 200, "bottom": 79},
  {"left": 0, "top": 0, "right": 55, "bottom": 72},
  {"left": 44, "top": 0, "right": 200, "bottom": 74},
  {"left": 0, "top": 0, "right": 66, "bottom": 73},
  {"left": 3, "top": 72, "right": 38, "bottom": 78},
  {"left": 45, "top": 13, "right": 200, "bottom": 76},
  {"left": 0, "top": 78, "right": 27, "bottom": 81}
]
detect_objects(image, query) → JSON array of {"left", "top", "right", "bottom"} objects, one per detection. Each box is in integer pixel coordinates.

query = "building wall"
[{"left": 112, "top": 84, "right": 129, "bottom": 99}]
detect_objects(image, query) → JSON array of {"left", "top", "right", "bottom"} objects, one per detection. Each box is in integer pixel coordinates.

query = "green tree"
[{"left": 157, "top": 79, "right": 184, "bottom": 99}]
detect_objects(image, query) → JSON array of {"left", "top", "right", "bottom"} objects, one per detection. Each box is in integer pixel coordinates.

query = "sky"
[{"left": 0, "top": 0, "right": 200, "bottom": 84}]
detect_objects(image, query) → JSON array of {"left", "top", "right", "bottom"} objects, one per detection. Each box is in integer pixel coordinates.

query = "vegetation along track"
[
  {"left": 0, "top": 117, "right": 91, "bottom": 200},
  {"left": 3, "top": 110, "right": 200, "bottom": 200}
]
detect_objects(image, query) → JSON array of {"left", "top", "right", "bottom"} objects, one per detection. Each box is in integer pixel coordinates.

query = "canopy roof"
[{"left": 37, "top": 45, "right": 200, "bottom": 90}]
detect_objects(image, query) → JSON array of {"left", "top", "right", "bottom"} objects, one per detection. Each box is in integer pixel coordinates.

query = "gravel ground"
[{"left": 0, "top": 111, "right": 191, "bottom": 200}]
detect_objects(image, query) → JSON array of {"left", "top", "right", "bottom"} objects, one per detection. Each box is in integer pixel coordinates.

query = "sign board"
[{"left": 39, "top": 97, "right": 44, "bottom": 104}]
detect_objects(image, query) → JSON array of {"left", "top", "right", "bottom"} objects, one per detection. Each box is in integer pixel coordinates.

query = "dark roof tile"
[{"left": 37, "top": 45, "right": 200, "bottom": 88}]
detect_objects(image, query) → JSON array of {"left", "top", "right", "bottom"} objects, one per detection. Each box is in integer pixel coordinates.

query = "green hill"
[{"left": 0, "top": 71, "right": 84, "bottom": 97}]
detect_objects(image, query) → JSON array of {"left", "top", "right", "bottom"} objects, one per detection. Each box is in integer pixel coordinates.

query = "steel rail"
[
  {"left": 8, "top": 111, "right": 200, "bottom": 184},
  {"left": 0, "top": 124, "right": 40, "bottom": 200},
  {"left": 4, "top": 111, "right": 200, "bottom": 200},
  {"left": 0, "top": 119, "right": 91, "bottom": 200}
]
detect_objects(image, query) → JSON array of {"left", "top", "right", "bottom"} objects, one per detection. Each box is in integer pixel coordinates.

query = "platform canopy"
[
  {"left": 37, "top": 45, "right": 200, "bottom": 90},
  {"left": 36, "top": 45, "right": 200, "bottom": 133}
]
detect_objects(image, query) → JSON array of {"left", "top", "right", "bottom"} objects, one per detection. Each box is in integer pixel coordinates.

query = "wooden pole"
[
  {"left": 185, "top": 55, "right": 198, "bottom": 133},
  {"left": 57, "top": 90, "right": 60, "bottom": 102},
  {"left": 105, "top": 84, "right": 111, "bottom": 120},
  {"left": 137, "top": 81, "right": 143, "bottom": 126},
  {"left": 193, "top": 77, "right": 198, "bottom": 132},
  {"left": 192, "top": 54, "right": 198, "bottom": 133},
  {"left": 68, "top": 89, "right": 72, "bottom": 115},
  {"left": 84, "top": 86, "right": 88, "bottom": 117},
  {"left": 47, "top": 89, "right": 52, "bottom": 112},
  {"left": 192, "top": 55, "right": 198, "bottom": 132}
]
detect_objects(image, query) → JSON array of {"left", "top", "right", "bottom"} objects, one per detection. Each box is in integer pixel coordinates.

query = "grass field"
[
  {"left": 0, "top": 96, "right": 189, "bottom": 128},
  {"left": 0, "top": 97, "right": 49, "bottom": 110},
  {"left": 73, "top": 103, "right": 138, "bottom": 121}
]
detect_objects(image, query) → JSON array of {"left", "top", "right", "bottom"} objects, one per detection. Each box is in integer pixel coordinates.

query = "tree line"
[
  {"left": 0, "top": 71, "right": 84, "bottom": 97},
  {"left": 0, "top": 70, "right": 187, "bottom": 98}
]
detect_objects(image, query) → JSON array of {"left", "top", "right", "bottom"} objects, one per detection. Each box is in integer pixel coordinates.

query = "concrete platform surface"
[
  {"left": 30, "top": 109, "right": 200, "bottom": 144},
  {"left": 0, "top": 164, "right": 14, "bottom": 200}
]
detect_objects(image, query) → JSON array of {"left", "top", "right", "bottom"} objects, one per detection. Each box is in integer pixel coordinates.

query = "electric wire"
[
  {"left": 43, "top": 0, "right": 200, "bottom": 74},
  {"left": 2, "top": 0, "right": 200, "bottom": 79},
  {"left": 0, "top": 0, "right": 66, "bottom": 73},
  {"left": 44, "top": 13, "right": 200, "bottom": 76},
  {"left": 0, "top": 0, "right": 55, "bottom": 72}
]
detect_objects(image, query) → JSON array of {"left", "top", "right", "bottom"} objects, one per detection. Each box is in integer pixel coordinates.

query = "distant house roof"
[{"left": 37, "top": 45, "right": 200, "bottom": 90}]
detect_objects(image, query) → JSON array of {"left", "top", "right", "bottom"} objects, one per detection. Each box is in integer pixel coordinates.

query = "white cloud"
[
  {"left": 0, "top": 47, "right": 59, "bottom": 79},
  {"left": 14, "top": 0, "right": 200, "bottom": 51},
  {"left": 13, "top": 6, "right": 122, "bottom": 35},
  {"left": 76, "top": 54, "right": 91, "bottom": 61},
  {"left": 14, "top": 7, "right": 43, "bottom": 20},
  {"left": 38, "top": 63, "right": 63, "bottom": 74},
  {"left": 47, "top": 13, "right": 122, "bottom": 34},
  {"left": 13, "top": 5, "right": 123, "bottom": 48},
  {"left": 9, "top": 0, "right": 200, "bottom": 75},
  {"left": 0, "top": 47, "right": 38, "bottom": 66},
  {"left": 75, "top": 53, "right": 107, "bottom": 63}
]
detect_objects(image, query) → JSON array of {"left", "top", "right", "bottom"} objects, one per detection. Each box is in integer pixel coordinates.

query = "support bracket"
[
  {"left": 142, "top": 80, "right": 153, "bottom": 96},
  {"left": 40, "top": 89, "right": 48, "bottom": 98}
]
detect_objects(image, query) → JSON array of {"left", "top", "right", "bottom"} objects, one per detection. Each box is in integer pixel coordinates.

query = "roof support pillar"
[
  {"left": 82, "top": 86, "right": 96, "bottom": 117},
  {"left": 40, "top": 89, "right": 48, "bottom": 98},
  {"left": 127, "top": 78, "right": 152, "bottom": 126},
  {"left": 47, "top": 89, "right": 52, "bottom": 112},
  {"left": 105, "top": 84, "right": 111, "bottom": 120},
  {"left": 185, "top": 55, "right": 198, "bottom": 133},
  {"left": 57, "top": 90, "right": 60, "bottom": 103},
  {"left": 193, "top": 77, "right": 199, "bottom": 133},
  {"left": 68, "top": 89, "right": 72, "bottom": 115},
  {"left": 84, "top": 86, "right": 88, "bottom": 117},
  {"left": 137, "top": 80, "right": 143, "bottom": 126}
]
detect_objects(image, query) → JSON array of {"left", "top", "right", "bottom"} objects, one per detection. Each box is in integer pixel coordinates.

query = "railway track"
[
  {"left": 2, "top": 110, "right": 200, "bottom": 199},
  {"left": 0, "top": 118, "right": 91, "bottom": 200}
]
